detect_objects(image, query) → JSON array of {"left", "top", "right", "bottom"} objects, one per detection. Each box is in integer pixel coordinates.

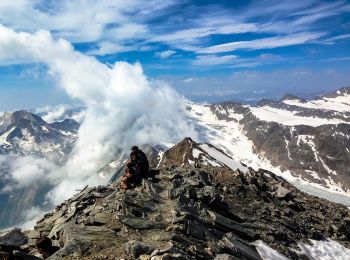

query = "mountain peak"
[
  {"left": 156, "top": 137, "right": 247, "bottom": 172},
  {"left": 280, "top": 93, "right": 306, "bottom": 102},
  {"left": 12, "top": 161, "right": 350, "bottom": 259}
]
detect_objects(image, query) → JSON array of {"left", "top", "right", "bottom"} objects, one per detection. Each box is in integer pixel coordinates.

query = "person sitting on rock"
[
  {"left": 35, "top": 236, "right": 59, "bottom": 259},
  {"left": 131, "top": 146, "right": 149, "bottom": 178},
  {"left": 120, "top": 151, "right": 141, "bottom": 190}
]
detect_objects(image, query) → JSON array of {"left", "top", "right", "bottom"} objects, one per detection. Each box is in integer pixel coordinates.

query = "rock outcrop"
[{"left": 19, "top": 139, "right": 350, "bottom": 259}]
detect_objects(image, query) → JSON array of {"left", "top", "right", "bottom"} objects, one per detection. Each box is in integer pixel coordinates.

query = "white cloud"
[
  {"left": 155, "top": 50, "right": 176, "bottom": 59},
  {"left": 0, "top": 0, "right": 176, "bottom": 43},
  {"left": 193, "top": 54, "right": 237, "bottom": 65},
  {"left": 88, "top": 41, "right": 136, "bottom": 56},
  {"left": 321, "top": 34, "right": 350, "bottom": 44},
  {"left": 191, "top": 89, "right": 239, "bottom": 97},
  {"left": 9, "top": 156, "right": 59, "bottom": 187},
  {"left": 107, "top": 23, "right": 147, "bottom": 41},
  {"left": 150, "top": 23, "right": 258, "bottom": 44},
  {"left": 200, "top": 32, "right": 325, "bottom": 54},
  {"left": 183, "top": 77, "right": 197, "bottom": 83},
  {"left": 0, "top": 25, "right": 198, "bottom": 205},
  {"left": 18, "top": 206, "right": 48, "bottom": 230},
  {"left": 322, "top": 56, "right": 350, "bottom": 62}
]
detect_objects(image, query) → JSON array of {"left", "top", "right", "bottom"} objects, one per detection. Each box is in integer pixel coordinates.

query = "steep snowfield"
[
  {"left": 283, "top": 93, "right": 350, "bottom": 113},
  {"left": 187, "top": 103, "right": 350, "bottom": 205},
  {"left": 199, "top": 143, "right": 248, "bottom": 172},
  {"left": 188, "top": 103, "right": 269, "bottom": 170},
  {"left": 250, "top": 106, "right": 346, "bottom": 126}
]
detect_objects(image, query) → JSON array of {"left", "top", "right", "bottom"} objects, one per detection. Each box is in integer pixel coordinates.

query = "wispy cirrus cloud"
[
  {"left": 0, "top": 0, "right": 178, "bottom": 42},
  {"left": 192, "top": 54, "right": 237, "bottom": 65},
  {"left": 88, "top": 42, "right": 137, "bottom": 56},
  {"left": 321, "top": 34, "right": 350, "bottom": 44},
  {"left": 199, "top": 32, "right": 325, "bottom": 54},
  {"left": 155, "top": 50, "right": 176, "bottom": 59}
]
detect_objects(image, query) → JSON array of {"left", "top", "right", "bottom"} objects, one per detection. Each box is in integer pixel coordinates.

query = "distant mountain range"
[
  {"left": 0, "top": 86, "right": 349, "bottom": 229},
  {"left": 187, "top": 86, "right": 350, "bottom": 196}
]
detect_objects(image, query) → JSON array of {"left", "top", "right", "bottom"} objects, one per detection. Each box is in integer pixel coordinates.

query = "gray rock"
[
  {"left": 274, "top": 183, "right": 292, "bottom": 199},
  {"left": 214, "top": 254, "right": 240, "bottom": 260},
  {"left": 0, "top": 228, "right": 28, "bottom": 247},
  {"left": 151, "top": 253, "right": 188, "bottom": 260},
  {"left": 218, "top": 233, "right": 262, "bottom": 260},
  {"left": 123, "top": 240, "right": 155, "bottom": 258},
  {"left": 207, "top": 210, "right": 258, "bottom": 240},
  {"left": 122, "top": 216, "right": 165, "bottom": 229}
]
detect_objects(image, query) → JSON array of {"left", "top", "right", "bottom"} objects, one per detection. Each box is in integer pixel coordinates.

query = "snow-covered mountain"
[
  {"left": 187, "top": 87, "right": 350, "bottom": 196},
  {"left": 0, "top": 110, "right": 79, "bottom": 162},
  {"left": 0, "top": 111, "right": 79, "bottom": 228}
]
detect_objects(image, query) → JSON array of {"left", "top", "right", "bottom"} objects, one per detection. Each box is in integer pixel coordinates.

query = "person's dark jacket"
[{"left": 137, "top": 150, "right": 149, "bottom": 177}]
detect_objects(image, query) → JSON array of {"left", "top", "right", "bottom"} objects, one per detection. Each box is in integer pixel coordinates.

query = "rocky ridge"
[{"left": 4, "top": 138, "right": 350, "bottom": 259}]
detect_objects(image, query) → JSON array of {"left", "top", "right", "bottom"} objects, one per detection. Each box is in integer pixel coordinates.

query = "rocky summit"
[{"left": 3, "top": 138, "right": 350, "bottom": 259}]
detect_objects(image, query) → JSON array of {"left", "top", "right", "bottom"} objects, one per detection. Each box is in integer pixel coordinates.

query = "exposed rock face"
[
  {"left": 204, "top": 87, "right": 350, "bottom": 193},
  {"left": 21, "top": 138, "right": 350, "bottom": 259}
]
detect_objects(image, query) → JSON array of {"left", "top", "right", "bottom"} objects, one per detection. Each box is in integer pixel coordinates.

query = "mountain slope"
[
  {"left": 11, "top": 138, "right": 350, "bottom": 260},
  {"left": 187, "top": 87, "right": 350, "bottom": 196}
]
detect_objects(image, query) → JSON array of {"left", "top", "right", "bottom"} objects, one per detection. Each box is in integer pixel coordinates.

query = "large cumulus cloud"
[{"left": 0, "top": 25, "right": 197, "bottom": 205}]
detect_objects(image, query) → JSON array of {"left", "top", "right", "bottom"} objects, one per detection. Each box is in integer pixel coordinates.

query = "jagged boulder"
[
  {"left": 0, "top": 229, "right": 28, "bottom": 247},
  {"left": 0, "top": 229, "right": 40, "bottom": 259}
]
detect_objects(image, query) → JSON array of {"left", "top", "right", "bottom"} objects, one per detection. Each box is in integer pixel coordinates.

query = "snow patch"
[
  {"left": 199, "top": 143, "right": 247, "bottom": 172},
  {"left": 283, "top": 94, "right": 350, "bottom": 112},
  {"left": 253, "top": 240, "right": 290, "bottom": 260},
  {"left": 319, "top": 157, "right": 337, "bottom": 175},
  {"left": 305, "top": 170, "right": 321, "bottom": 180},
  {"left": 0, "top": 127, "right": 15, "bottom": 146},
  {"left": 284, "top": 138, "right": 292, "bottom": 160},
  {"left": 299, "top": 239, "right": 350, "bottom": 260},
  {"left": 192, "top": 148, "right": 202, "bottom": 159},
  {"left": 250, "top": 106, "right": 346, "bottom": 126},
  {"left": 41, "top": 125, "right": 49, "bottom": 132}
]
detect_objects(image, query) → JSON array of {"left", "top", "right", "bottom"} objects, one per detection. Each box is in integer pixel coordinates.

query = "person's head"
[
  {"left": 131, "top": 146, "right": 139, "bottom": 152},
  {"left": 130, "top": 151, "right": 138, "bottom": 161}
]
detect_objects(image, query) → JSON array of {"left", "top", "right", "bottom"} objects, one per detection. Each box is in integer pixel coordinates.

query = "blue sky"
[{"left": 0, "top": 0, "right": 349, "bottom": 109}]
